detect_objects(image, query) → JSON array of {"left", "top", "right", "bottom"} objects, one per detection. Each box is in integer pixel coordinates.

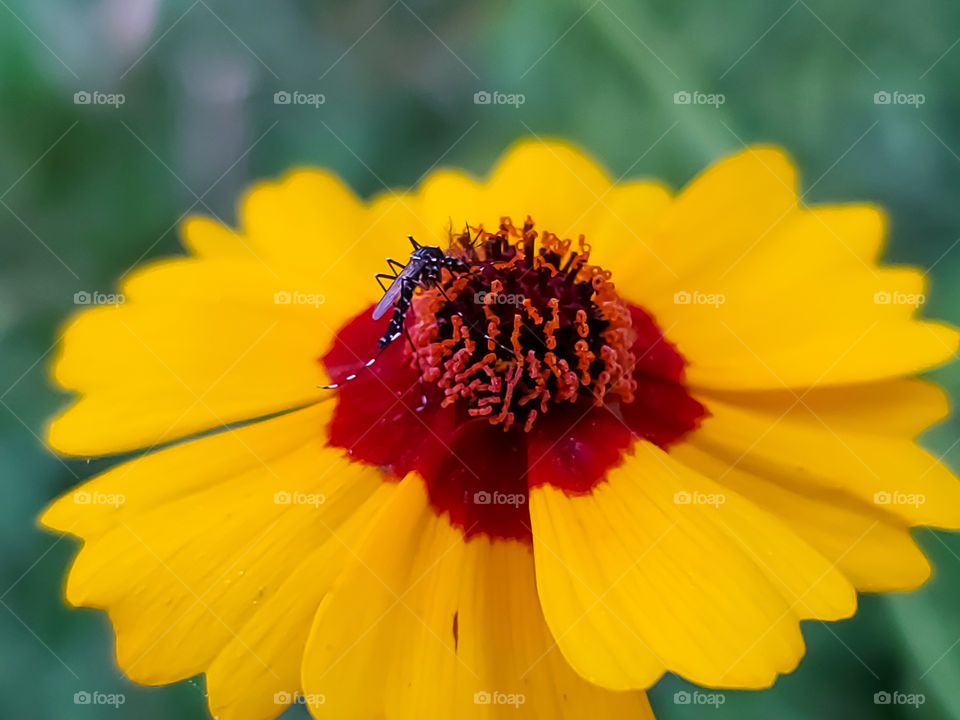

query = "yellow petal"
[
  {"left": 613, "top": 152, "right": 957, "bottom": 389},
  {"left": 671, "top": 442, "right": 931, "bottom": 592},
  {"left": 121, "top": 256, "right": 356, "bottom": 316},
  {"left": 238, "top": 169, "right": 387, "bottom": 296},
  {"left": 480, "top": 138, "right": 614, "bottom": 234},
  {"left": 689, "top": 383, "right": 960, "bottom": 528},
  {"left": 181, "top": 215, "right": 252, "bottom": 259},
  {"left": 355, "top": 139, "right": 669, "bottom": 281},
  {"left": 701, "top": 378, "right": 949, "bottom": 436},
  {"left": 43, "top": 404, "right": 328, "bottom": 538},
  {"left": 48, "top": 268, "right": 342, "bottom": 455},
  {"left": 183, "top": 168, "right": 385, "bottom": 306},
  {"left": 615, "top": 146, "right": 798, "bottom": 302},
  {"left": 42, "top": 404, "right": 389, "bottom": 720},
  {"left": 301, "top": 474, "right": 654, "bottom": 719},
  {"left": 530, "top": 441, "right": 855, "bottom": 691},
  {"left": 588, "top": 179, "right": 674, "bottom": 281},
  {"left": 206, "top": 484, "right": 394, "bottom": 720},
  {"left": 416, "top": 168, "right": 487, "bottom": 233}
]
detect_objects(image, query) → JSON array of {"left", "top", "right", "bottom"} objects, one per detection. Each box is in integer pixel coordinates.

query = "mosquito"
[{"left": 318, "top": 236, "right": 469, "bottom": 407}]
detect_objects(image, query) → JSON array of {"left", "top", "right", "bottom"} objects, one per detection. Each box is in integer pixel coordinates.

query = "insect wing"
[{"left": 372, "top": 259, "right": 424, "bottom": 320}]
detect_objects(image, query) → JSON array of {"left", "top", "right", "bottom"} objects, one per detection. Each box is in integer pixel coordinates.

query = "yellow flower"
[{"left": 42, "top": 139, "right": 959, "bottom": 720}]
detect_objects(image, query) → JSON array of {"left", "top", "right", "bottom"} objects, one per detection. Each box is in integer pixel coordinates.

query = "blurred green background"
[{"left": 2, "top": 0, "right": 960, "bottom": 717}]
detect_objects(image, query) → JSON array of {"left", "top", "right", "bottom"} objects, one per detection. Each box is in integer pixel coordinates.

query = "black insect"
[
  {"left": 319, "top": 236, "right": 468, "bottom": 403},
  {"left": 371, "top": 235, "right": 470, "bottom": 344}
]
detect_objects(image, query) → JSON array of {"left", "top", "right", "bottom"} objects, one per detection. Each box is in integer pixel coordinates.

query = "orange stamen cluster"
[{"left": 407, "top": 218, "right": 637, "bottom": 432}]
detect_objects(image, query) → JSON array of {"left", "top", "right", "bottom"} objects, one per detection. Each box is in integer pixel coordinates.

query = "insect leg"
[
  {"left": 402, "top": 324, "right": 428, "bottom": 412},
  {"left": 378, "top": 276, "right": 416, "bottom": 351},
  {"left": 374, "top": 273, "right": 397, "bottom": 292},
  {"left": 317, "top": 353, "right": 380, "bottom": 390},
  {"left": 320, "top": 295, "right": 407, "bottom": 390},
  {"left": 386, "top": 258, "right": 406, "bottom": 273}
]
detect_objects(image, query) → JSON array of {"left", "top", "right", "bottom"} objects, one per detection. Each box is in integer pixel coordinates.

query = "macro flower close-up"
[
  {"left": 5, "top": 3, "right": 960, "bottom": 720},
  {"left": 38, "top": 139, "right": 960, "bottom": 719}
]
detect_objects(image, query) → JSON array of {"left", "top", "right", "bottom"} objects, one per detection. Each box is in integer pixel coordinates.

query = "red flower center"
[{"left": 323, "top": 219, "right": 707, "bottom": 542}]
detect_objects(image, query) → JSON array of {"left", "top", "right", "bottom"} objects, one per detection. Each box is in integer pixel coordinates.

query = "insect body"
[
  {"left": 373, "top": 237, "right": 469, "bottom": 346},
  {"left": 320, "top": 236, "right": 467, "bottom": 396}
]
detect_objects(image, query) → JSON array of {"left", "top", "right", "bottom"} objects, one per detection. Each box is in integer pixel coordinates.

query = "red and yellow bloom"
[{"left": 42, "top": 140, "right": 960, "bottom": 719}]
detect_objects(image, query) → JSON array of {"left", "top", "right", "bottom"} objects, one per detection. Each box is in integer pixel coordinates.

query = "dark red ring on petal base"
[{"left": 322, "top": 227, "right": 707, "bottom": 542}]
